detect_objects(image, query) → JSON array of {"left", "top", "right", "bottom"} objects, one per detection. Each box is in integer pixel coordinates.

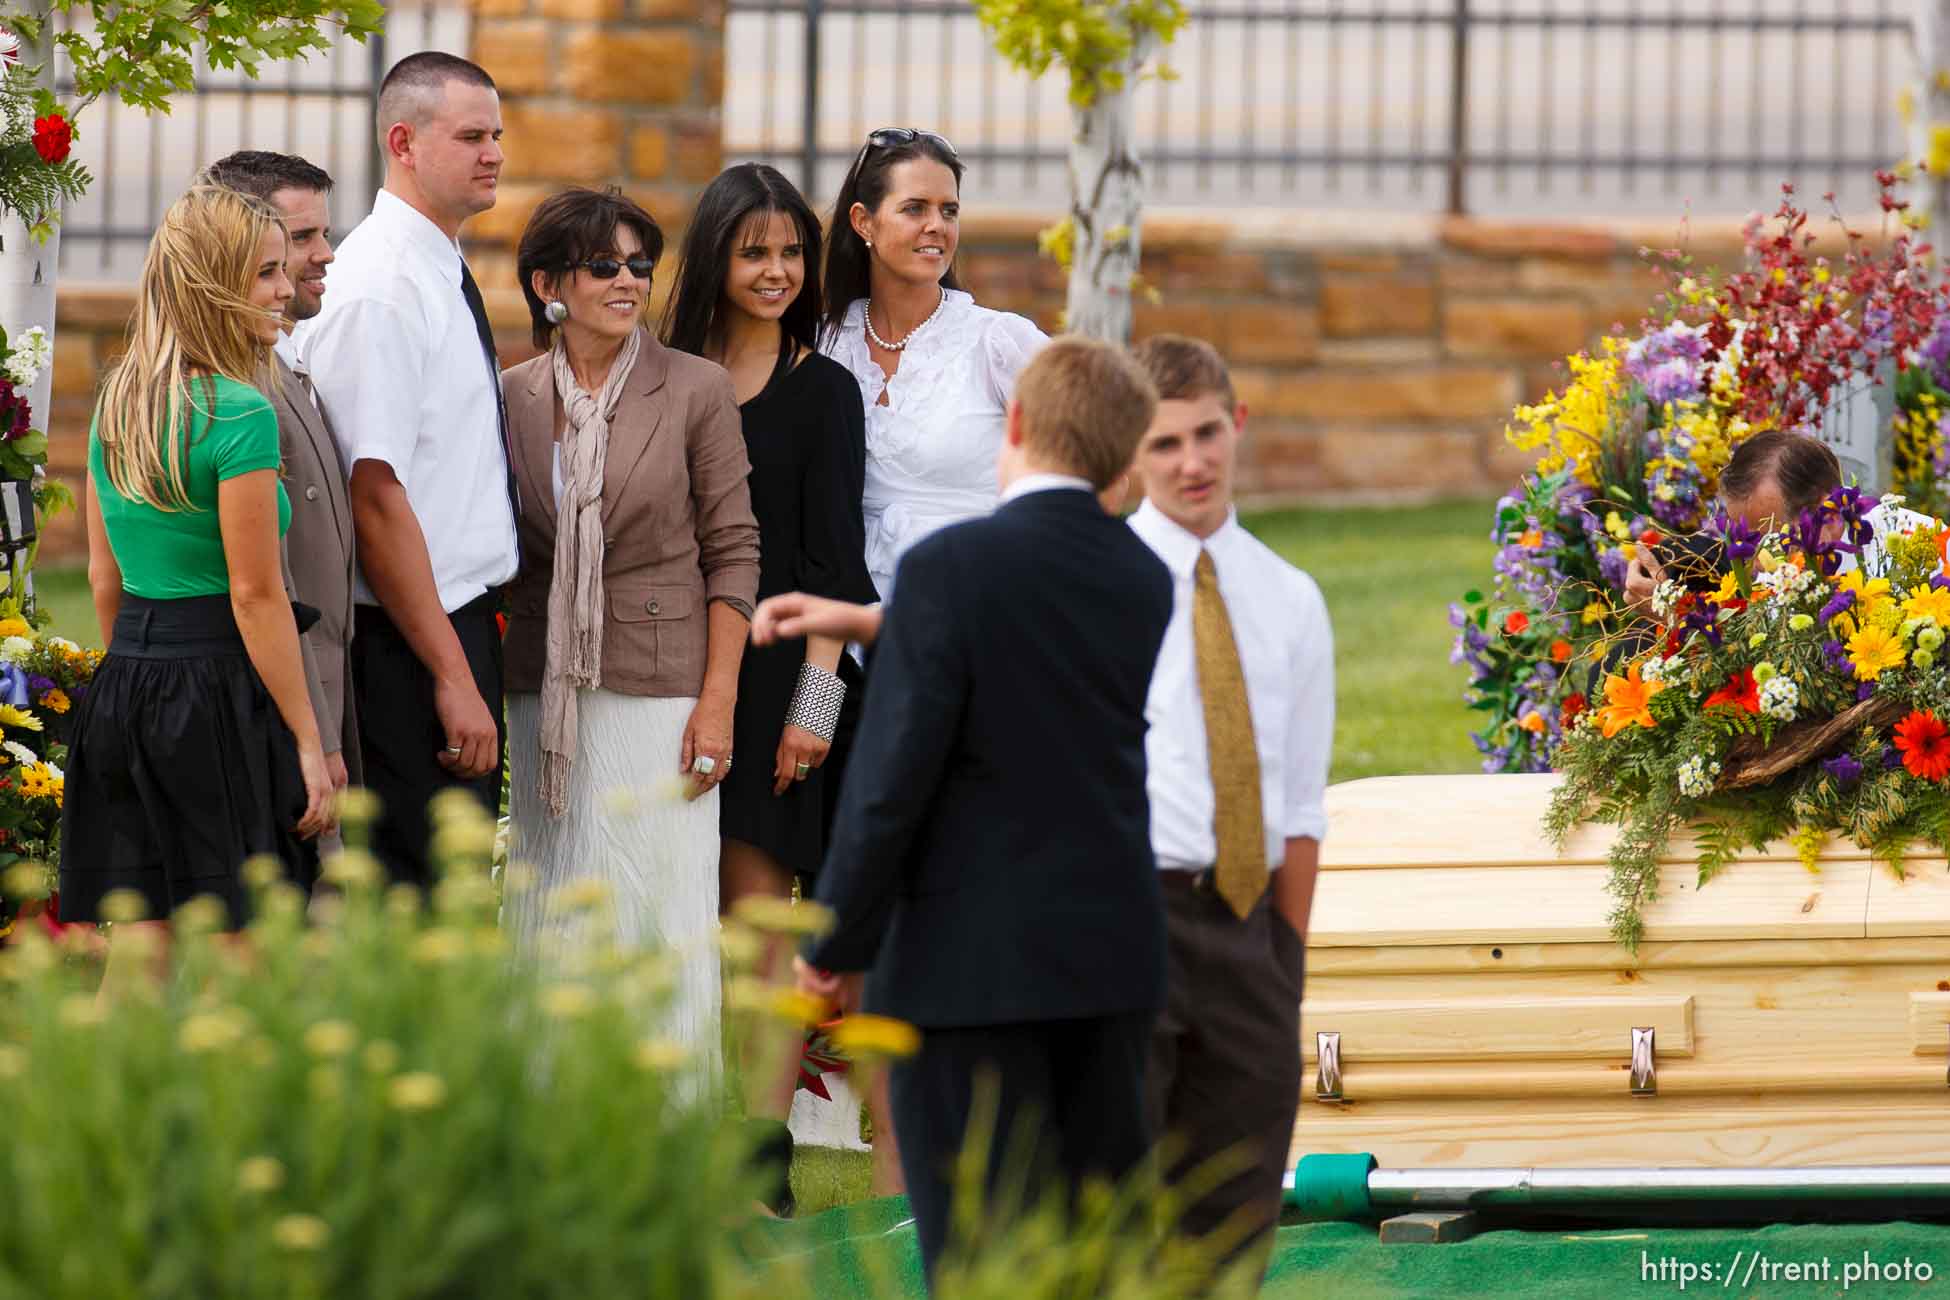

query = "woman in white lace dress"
[
  {"left": 820, "top": 129, "right": 1049, "bottom": 603},
  {"left": 812, "top": 128, "right": 1046, "bottom": 1194}
]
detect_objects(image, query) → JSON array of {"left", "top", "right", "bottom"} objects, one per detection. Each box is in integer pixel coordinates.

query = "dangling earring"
[{"left": 545, "top": 300, "right": 569, "bottom": 325}]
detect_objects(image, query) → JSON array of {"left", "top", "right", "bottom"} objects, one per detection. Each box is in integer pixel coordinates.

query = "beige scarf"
[{"left": 540, "top": 327, "right": 644, "bottom": 817}]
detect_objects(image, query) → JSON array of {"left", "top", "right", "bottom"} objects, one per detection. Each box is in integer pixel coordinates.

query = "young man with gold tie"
[{"left": 1127, "top": 334, "right": 1335, "bottom": 1285}]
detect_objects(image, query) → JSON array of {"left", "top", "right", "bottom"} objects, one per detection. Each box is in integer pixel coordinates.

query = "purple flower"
[
  {"left": 1821, "top": 639, "right": 1851, "bottom": 673},
  {"left": 25, "top": 673, "right": 52, "bottom": 694},
  {"left": 1884, "top": 745, "right": 1905, "bottom": 770},
  {"left": 1822, "top": 753, "right": 1864, "bottom": 788},
  {"left": 1859, "top": 682, "right": 1877, "bottom": 702},
  {"left": 1709, "top": 507, "right": 1761, "bottom": 563},
  {"left": 1819, "top": 590, "right": 1856, "bottom": 624}
]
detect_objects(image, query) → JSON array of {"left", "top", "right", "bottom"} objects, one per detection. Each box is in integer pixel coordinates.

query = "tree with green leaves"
[
  {"left": 0, "top": 0, "right": 381, "bottom": 608},
  {"left": 975, "top": 0, "right": 1186, "bottom": 343}
]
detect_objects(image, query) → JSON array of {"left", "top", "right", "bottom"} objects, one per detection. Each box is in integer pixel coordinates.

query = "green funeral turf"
[{"left": 751, "top": 1197, "right": 1950, "bottom": 1298}]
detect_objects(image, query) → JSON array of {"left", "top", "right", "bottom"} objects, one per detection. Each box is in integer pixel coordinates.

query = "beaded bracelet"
[{"left": 785, "top": 661, "right": 846, "bottom": 742}]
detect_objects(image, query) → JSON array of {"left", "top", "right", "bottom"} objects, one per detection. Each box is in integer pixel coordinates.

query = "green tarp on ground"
[{"left": 752, "top": 1197, "right": 1950, "bottom": 1297}]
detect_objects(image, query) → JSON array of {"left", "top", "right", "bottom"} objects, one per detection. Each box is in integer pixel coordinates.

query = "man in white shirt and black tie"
[
  {"left": 1127, "top": 334, "right": 1334, "bottom": 1284},
  {"left": 297, "top": 52, "right": 517, "bottom": 886}
]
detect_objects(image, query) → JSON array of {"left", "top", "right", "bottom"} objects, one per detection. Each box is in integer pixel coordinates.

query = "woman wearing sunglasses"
[
  {"left": 822, "top": 128, "right": 1049, "bottom": 605},
  {"left": 499, "top": 188, "right": 760, "bottom": 1072}
]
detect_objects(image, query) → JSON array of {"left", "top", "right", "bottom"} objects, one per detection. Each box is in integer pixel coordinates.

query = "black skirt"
[{"left": 58, "top": 593, "right": 317, "bottom": 928}]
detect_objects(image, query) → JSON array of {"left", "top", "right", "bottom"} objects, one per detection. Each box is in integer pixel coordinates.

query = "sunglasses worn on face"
[{"left": 574, "top": 256, "right": 655, "bottom": 280}]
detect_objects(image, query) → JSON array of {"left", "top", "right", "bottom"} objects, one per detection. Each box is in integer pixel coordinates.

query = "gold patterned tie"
[{"left": 1193, "top": 548, "right": 1266, "bottom": 918}]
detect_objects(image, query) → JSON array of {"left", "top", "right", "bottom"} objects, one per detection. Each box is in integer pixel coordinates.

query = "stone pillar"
[{"left": 467, "top": 0, "right": 727, "bottom": 357}]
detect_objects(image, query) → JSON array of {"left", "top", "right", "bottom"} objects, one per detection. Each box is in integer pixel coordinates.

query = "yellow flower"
[
  {"left": 1845, "top": 624, "right": 1908, "bottom": 681},
  {"left": 0, "top": 706, "right": 40, "bottom": 733},
  {"left": 0, "top": 618, "right": 30, "bottom": 639},
  {"left": 1904, "top": 586, "right": 1950, "bottom": 628},
  {"left": 1712, "top": 571, "right": 1741, "bottom": 604},
  {"left": 387, "top": 1071, "right": 448, "bottom": 1112},
  {"left": 237, "top": 1156, "right": 286, "bottom": 1194},
  {"left": 303, "top": 1019, "right": 358, "bottom": 1058},
  {"left": 633, "top": 1038, "right": 690, "bottom": 1072},
  {"left": 1931, "top": 122, "right": 1950, "bottom": 177},
  {"left": 272, "top": 1214, "right": 330, "bottom": 1251},
  {"left": 1594, "top": 664, "right": 1665, "bottom": 739},
  {"left": 179, "top": 1009, "right": 249, "bottom": 1054},
  {"left": 829, "top": 1014, "right": 920, "bottom": 1061},
  {"left": 36, "top": 690, "right": 67, "bottom": 715},
  {"left": 540, "top": 984, "right": 596, "bottom": 1020},
  {"left": 1836, "top": 571, "right": 1895, "bottom": 625}
]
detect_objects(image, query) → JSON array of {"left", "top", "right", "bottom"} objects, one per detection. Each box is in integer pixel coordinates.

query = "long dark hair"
[
  {"left": 661, "top": 163, "right": 823, "bottom": 360},
  {"left": 820, "top": 134, "right": 964, "bottom": 341}
]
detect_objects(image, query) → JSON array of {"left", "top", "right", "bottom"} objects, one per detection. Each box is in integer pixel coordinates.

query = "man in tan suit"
[{"left": 205, "top": 151, "right": 361, "bottom": 848}]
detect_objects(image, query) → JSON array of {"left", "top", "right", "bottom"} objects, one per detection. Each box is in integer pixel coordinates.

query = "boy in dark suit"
[{"left": 795, "top": 336, "right": 1173, "bottom": 1283}]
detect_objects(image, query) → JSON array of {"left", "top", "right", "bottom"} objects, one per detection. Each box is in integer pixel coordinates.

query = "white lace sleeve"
[{"left": 981, "top": 310, "right": 1051, "bottom": 407}]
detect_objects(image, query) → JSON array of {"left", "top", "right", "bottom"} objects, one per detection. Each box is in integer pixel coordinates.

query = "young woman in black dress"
[{"left": 662, "top": 162, "right": 876, "bottom": 1206}]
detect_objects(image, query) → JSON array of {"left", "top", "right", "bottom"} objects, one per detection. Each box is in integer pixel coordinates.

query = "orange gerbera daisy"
[
  {"left": 1549, "top": 639, "right": 1573, "bottom": 663},
  {"left": 1595, "top": 665, "right": 1665, "bottom": 738},
  {"left": 1896, "top": 709, "right": 1950, "bottom": 782}
]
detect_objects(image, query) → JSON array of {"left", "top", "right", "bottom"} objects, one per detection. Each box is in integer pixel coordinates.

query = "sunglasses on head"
[
  {"left": 573, "top": 255, "right": 655, "bottom": 280},
  {"left": 860, "top": 127, "right": 958, "bottom": 160}
]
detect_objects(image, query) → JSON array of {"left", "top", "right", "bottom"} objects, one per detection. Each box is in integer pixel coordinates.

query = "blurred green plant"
[{"left": 0, "top": 788, "right": 795, "bottom": 1299}]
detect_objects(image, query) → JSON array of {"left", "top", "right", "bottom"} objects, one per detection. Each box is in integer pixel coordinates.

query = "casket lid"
[{"left": 1313, "top": 775, "right": 1950, "bottom": 947}]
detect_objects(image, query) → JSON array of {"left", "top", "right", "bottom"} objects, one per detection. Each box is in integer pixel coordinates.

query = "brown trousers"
[{"left": 1146, "top": 869, "right": 1305, "bottom": 1281}]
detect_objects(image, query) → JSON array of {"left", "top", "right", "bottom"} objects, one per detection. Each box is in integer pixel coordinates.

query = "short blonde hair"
[
  {"left": 1130, "top": 332, "right": 1236, "bottom": 410},
  {"left": 1013, "top": 336, "right": 1158, "bottom": 489}
]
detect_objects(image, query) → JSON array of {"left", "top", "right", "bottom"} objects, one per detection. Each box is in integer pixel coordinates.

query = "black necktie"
[{"left": 459, "top": 259, "right": 522, "bottom": 520}]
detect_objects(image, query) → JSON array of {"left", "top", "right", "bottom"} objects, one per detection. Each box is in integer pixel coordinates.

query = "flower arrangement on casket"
[
  {"left": 1543, "top": 487, "right": 1950, "bottom": 948},
  {"left": 1447, "top": 176, "right": 1950, "bottom": 947}
]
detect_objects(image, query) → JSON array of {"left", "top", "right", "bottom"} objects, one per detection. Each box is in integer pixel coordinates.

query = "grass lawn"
[
  {"left": 31, "top": 496, "right": 1500, "bottom": 1218},
  {"left": 1243, "top": 496, "right": 1496, "bottom": 783}
]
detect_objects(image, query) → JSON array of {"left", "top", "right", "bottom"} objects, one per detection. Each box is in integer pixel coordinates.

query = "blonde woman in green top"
[{"left": 61, "top": 185, "right": 334, "bottom": 933}]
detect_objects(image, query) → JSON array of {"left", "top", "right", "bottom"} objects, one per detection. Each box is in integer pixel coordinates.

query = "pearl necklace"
[{"left": 864, "top": 288, "right": 947, "bottom": 351}]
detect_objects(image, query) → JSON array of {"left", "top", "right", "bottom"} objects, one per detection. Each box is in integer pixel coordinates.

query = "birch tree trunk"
[
  {"left": 1913, "top": 0, "right": 1950, "bottom": 235},
  {"left": 0, "top": 9, "right": 60, "bottom": 442},
  {"left": 1064, "top": 28, "right": 1156, "bottom": 343}
]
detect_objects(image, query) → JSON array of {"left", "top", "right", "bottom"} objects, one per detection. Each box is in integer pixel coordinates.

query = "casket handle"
[
  {"left": 1316, "top": 1031, "right": 1343, "bottom": 1101},
  {"left": 1630, "top": 1026, "right": 1656, "bottom": 1097}
]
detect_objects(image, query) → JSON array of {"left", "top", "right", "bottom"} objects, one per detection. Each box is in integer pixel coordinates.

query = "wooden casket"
[{"left": 1295, "top": 774, "right": 1950, "bottom": 1168}]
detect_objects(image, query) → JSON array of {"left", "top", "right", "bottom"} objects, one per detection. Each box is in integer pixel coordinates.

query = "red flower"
[
  {"left": 1549, "top": 639, "right": 1573, "bottom": 663},
  {"left": 1639, "top": 529, "right": 1664, "bottom": 547},
  {"left": 1896, "top": 709, "right": 1950, "bottom": 782},
  {"left": 1561, "top": 692, "right": 1587, "bottom": 724},
  {"left": 1503, "top": 610, "right": 1530, "bottom": 636},
  {"left": 31, "top": 113, "right": 71, "bottom": 165},
  {"left": 1704, "top": 668, "right": 1761, "bottom": 714}
]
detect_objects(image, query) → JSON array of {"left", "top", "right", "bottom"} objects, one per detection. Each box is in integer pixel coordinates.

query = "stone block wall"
[{"left": 32, "top": 211, "right": 1853, "bottom": 560}]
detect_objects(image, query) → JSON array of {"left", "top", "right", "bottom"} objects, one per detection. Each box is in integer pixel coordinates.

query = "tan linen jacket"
[
  {"left": 270, "top": 352, "right": 362, "bottom": 783},
  {"left": 501, "top": 330, "right": 761, "bottom": 697}
]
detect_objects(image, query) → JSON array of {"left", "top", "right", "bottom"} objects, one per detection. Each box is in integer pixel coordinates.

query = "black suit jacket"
[{"left": 808, "top": 487, "right": 1175, "bottom": 1029}]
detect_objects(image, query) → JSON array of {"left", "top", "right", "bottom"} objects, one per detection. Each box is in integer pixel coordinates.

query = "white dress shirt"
[
  {"left": 1128, "top": 499, "right": 1335, "bottom": 871},
  {"left": 293, "top": 188, "right": 518, "bottom": 612},
  {"left": 1847, "top": 501, "right": 1942, "bottom": 578},
  {"left": 998, "top": 472, "right": 1092, "bottom": 504}
]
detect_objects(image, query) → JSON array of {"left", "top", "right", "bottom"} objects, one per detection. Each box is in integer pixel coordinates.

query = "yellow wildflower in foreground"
[
  {"left": 388, "top": 1071, "right": 448, "bottom": 1112},
  {"left": 237, "top": 1156, "right": 286, "bottom": 1194},
  {"left": 1595, "top": 665, "right": 1665, "bottom": 739},
  {"left": 829, "top": 1014, "right": 920, "bottom": 1061},
  {"left": 1846, "top": 624, "right": 1909, "bottom": 681},
  {"left": 0, "top": 705, "right": 40, "bottom": 733},
  {"left": 272, "top": 1214, "right": 330, "bottom": 1251}
]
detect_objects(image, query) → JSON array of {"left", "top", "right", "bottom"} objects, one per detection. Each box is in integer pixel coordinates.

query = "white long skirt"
[{"left": 504, "top": 690, "right": 720, "bottom": 1076}]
